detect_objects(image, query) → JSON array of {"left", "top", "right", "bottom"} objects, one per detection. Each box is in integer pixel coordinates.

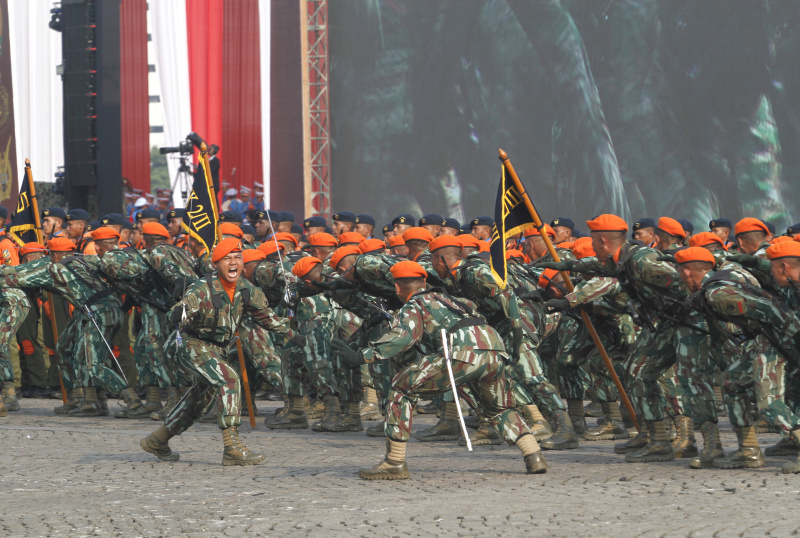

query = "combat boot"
[
  {"left": 113, "top": 387, "right": 144, "bottom": 418},
  {"left": 151, "top": 386, "right": 181, "bottom": 421},
  {"left": 625, "top": 420, "right": 675, "bottom": 463},
  {"left": 68, "top": 387, "right": 104, "bottom": 417},
  {"left": 54, "top": 388, "right": 84, "bottom": 415},
  {"left": 140, "top": 425, "right": 180, "bottom": 461},
  {"left": 0, "top": 400, "right": 6, "bottom": 417},
  {"left": 1, "top": 381, "right": 21, "bottom": 411},
  {"left": 754, "top": 418, "right": 779, "bottom": 434},
  {"left": 517, "top": 433, "right": 547, "bottom": 474},
  {"left": 272, "top": 394, "right": 290, "bottom": 419},
  {"left": 264, "top": 395, "right": 308, "bottom": 429},
  {"left": 765, "top": 436, "right": 800, "bottom": 456},
  {"left": 413, "top": 401, "right": 460, "bottom": 442},
  {"left": 782, "top": 429, "right": 800, "bottom": 474},
  {"left": 366, "top": 422, "right": 385, "bottom": 437},
  {"left": 614, "top": 414, "right": 647, "bottom": 453},
  {"left": 330, "top": 401, "right": 364, "bottom": 432},
  {"left": 358, "top": 439, "right": 410, "bottom": 480},
  {"left": 524, "top": 404, "right": 553, "bottom": 440},
  {"left": 688, "top": 421, "right": 724, "bottom": 469},
  {"left": 713, "top": 385, "right": 726, "bottom": 417},
  {"left": 584, "top": 401, "right": 603, "bottom": 418},
  {"left": 307, "top": 397, "right": 325, "bottom": 420},
  {"left": 360, "top": 388, "right": 382, "bottom": 421},
  {"left": 713, "top": 425, "right": 764, "bottom": 469},
  {"left": 539, "top": 410, "right": 579, "bottom": 450},
  {"left": 128, "top": 386, "right": 162, "bottom": 418},
  {"left": 671, "top": 415, "right": 698, "bottom": 458},
  {"left": 221, "top": 425, "right": 265, "bottom": 466},
  {"left": 566, "top": 399, "right": 587, "bottom": 434},
  {"left": 584, "top": 402, "right": 629, "bottom": 441},
  {"left": 311, "top": 395, "right": 343, "bottom": 432},
  {"left": 97, "top": 390, "right": 109, "bottom": 416},
  {"left": 459, "top": 422, "right": 503, "bottom": 446}
]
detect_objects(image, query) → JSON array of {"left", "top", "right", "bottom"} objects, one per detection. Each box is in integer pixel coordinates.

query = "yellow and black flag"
[
  {"left": 489, "top": 166, "right": 536, "bottom": 288},
  {"left": 9, "top": 163, "right": 39, "bottom": 246},
  {"left": 181, "top": 155, "right": 220, "bottom": 257}
]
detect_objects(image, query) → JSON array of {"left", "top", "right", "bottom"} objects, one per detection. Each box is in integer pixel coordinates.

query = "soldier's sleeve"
[
  {"left": 474, "top": 265, "right": 522, "bottom": 326},
  {"left": 363, "top": 302, "right": 424, "bottom": 363},
  {"left": 169, "top": 281, "right": 204, "bottom": 329},
  {"left": 244, "top": 285, "right": 291, "bottom": 336},
  {"left": 566, "top": 276, "right": 621, "bottom": 307},
  {"left": 636, "top": 251, "right": 681, "bottom": 289},
  {"left": 706, "top": 285, "right": 800, "bottom": 339}
]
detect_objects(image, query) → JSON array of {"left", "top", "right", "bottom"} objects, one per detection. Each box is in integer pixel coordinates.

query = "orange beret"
[
  {"left": 587, "top": 214, "right": 628, "bottom": 233},
  {"left": 390, "top": 260, "right": 428, "bottom": 280},
  {"left": 91, "top": 227, "right": 121, "bottom": 241},
  {"left": 292, "top": 256, "right": 322, "bottom": 278},
  {"left": 402, "top": 227, "right": 434, "bottom": 243},
  {"left": 429, "top": 235, "right": 462, "bottom": 252},
  {"left": 243, "top": 249, "right": 267, "bottom": 264},
  {"left": 139, "top": 222, "right": 168, "bottom": 238},
  {"left": 220, "top": 222, "right": 244, "bottom": 238},
  {"left": 359, "top": 238, "right": 386, "bottom": 254},
  {"left": 559, "top": 241, "right": 575, "bottom": 250},
  {"left": 457, "top": 234, "right": 481, "bottom": 250},
  {"left": 767, "top": 241, "right": 800, "bottom": 260},
  {"left": 656, "top": 217, "right": 686, "bottom": 239},
  {"left": 571, "top": 242, "right": 596, "bottom": 259},
  {"left": 258, "top": 240, "right": 285, "bottom": 257},
  {"left": 20, "top": 242, "right": 47, "bottom": 257},
  {"left": 211, "top": 238, "right": 243, "bottom": 262},
  {"left": 770, "top": 236, "right": 792, "bottom": 245},
  {"left": 734, "top": 218, "right": 769, "bottom": 237},
  {"left": 274, "top": 232, "right": 299, "bottom": 247},
  {"left": 478, "top": 240, "right": 491, "bottom": 253},
  {"left": 308, "top": 233, "right": 337, "bottom": 247},
  {"left": 47, "top": 238, "right": 76, "bottom": 252},
  {"left": 387, "top": 235, "right": 405, "bottom": 248},
  {"left": 674, "top": 247, "right": 715, "bottom": 265},
  {"left": 524, "top": 224, "right": 555, "bottom": 239},
  {"left": 688, "top": 231, "right": 724, "bottom": 249},
  {"left": 538, "top": 268, "right": 561, "bottom": 289},
  {"left": 337, "top": 231, "right": 365, "bottom": 246},
  {"left": 329, "top": 245, "right": 361, "bottom": 269},
  {"left": 505, "top": 249, "right": 524, "bottom": 261},
  {"left": 573, "top": 236, "right": 592, "bottom": 246}
]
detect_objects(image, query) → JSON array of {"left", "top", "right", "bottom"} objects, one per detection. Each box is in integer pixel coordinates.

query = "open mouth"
[{"left": 228, "top": 267, "right": 239, "bottom": 279}]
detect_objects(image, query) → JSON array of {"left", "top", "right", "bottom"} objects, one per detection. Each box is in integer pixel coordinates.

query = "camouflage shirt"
[
  {"left": 147, "top": 243, "right": 201, "bottom": 302},
  {"left": 444, "top": 257, "right": 522, "bottom": 329}
]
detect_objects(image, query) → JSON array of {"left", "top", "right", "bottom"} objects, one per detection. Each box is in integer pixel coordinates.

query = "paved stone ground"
[{"left": 1, "top": 398, "right": 798, "bottom": 537}]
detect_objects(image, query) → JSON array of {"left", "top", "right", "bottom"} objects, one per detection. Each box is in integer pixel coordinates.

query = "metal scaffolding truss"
[{"left": 306, "top": 0, "right": 330, "bottom": 218}]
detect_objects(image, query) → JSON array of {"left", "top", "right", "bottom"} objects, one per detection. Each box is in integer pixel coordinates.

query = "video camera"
[{"left": 159, "top": 132, "right": 211, "bottom": 156}]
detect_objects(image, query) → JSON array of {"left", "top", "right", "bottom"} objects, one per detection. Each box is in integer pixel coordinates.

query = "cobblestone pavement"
[{"left": 1, "top": 398, "right": 798, "bottom": 537}]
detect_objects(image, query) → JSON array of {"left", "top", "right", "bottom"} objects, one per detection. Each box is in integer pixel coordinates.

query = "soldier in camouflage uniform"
[
  {"left": 332, "top": 260, "right": 547, "bottom": 479},
  {"left": 140, "top": 238, "right": 294, "bottom": 466},
  {"left": 0, "top": 282, "right": 31, "bottom": 416}
]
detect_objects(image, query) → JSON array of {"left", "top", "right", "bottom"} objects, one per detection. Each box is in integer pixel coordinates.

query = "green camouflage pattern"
[{"left": 0, "top": 288, "right": 31, "bottom": 382}]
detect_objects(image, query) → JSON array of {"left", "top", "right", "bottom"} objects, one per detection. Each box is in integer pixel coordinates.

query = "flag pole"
[
  {"left": 498, "top": 148, "right": 638, "bottom": 431},
  {"left": 200, "top": 144, "right": 256, "bottom": 429},
  {"left": 26, "top": 159, "right": 68, "bottom": 404}
]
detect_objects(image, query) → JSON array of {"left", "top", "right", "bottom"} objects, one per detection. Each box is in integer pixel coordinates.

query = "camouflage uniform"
[
  {"left": 363, "top": 288, "right": 532, "bottom": 444},
  {"left": 0, "top": 288, "right": 31, "bottom": 385},
  {"left": 164, "top": 274, "right": 290, "bottom": 434}
]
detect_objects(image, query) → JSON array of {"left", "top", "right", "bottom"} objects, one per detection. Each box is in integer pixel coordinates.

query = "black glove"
[
  {"left": 544, "top": 298, "right": 571, "bottom": 313},
  {"left": 520, "top": 289, "right": 546, "bottom": 303},
  {"left": 656, "top": 255, "right": 676, "bottom": 263},
  {"left": 331, "top": 338, "right": 366, "bottom": 368},
  {"left": 511, "top": 327, "right": 523, "bottom": 361},
  {"left": 311, "top": 279, "right": 357, "bottom": 291},
  {"left": 290, "top": 334, "right": 306, "bottom": 348},
  {"left": 538, "top": 260, "right": 574, "bottom": 271},
  {"left": 726, "top": 254, "right": 760, "bottom": 268}
]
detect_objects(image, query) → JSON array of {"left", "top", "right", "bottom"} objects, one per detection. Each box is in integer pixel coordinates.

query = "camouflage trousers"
[
  {"left": 332, "top": 308, "right": 363, "bottom": 403},
  {"left": 385, "top": 350, "right": 532, "bottom": 444},
  {"left": 239, "top": 318, "right": 284, "bottom": 394},
  {"left": 164, "top": 336, "right": 242, "bottom": 433},
  {"left": 57, "top": 308, "right": 126, "bottom": 394},
  {"left": 505, "top": 339, "right": 566, "bottom": 415},
  {"left": 724, "top": 334, "right": 800, "bottom": 437},
  {"left": 132, "top": 305, "right": 175, "bottom": 388},
  {"left": 625, "top": 316, "right": 715, "bottom": 423},
  {"left": 0, "top": 296, "right": 31, "bottom": 383},
  {"left": 17, "top": 302, "right": 48, "bottom": 389},
  {"left": 282, "top": 318, "right": 337, "bottom": 398}
]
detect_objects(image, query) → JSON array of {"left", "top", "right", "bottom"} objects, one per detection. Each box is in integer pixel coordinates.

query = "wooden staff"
[
  {"left": 499, "top": 148, "right": 639, "bottom": 431},
  {"left": 26, "top": 159, "right": 67, "bottom": 403},
  {"left": 200, "top": 144, "right": 256, "bottom": 429}
]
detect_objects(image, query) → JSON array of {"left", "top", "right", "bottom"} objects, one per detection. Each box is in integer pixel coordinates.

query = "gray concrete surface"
[{"left": 0, "top": 398, "right": 798, "bottom": 537}]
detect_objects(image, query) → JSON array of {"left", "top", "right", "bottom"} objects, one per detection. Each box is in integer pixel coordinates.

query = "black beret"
[
  {"left": 303, "top": 215, "right": 327, "bottom": 228},
  {"left": 391, "top": 213, "right": 415, "bottom": 226},
  {"left": 324, "top": 225, "right": 334, "bottom": 234},
  {"left": 290, "top": 223, "right": 304, "bottom": 235},
  {"left": 787, "top": 223, "right": 800, "bottom": 235},
  {"left": 382, "top": 224, "right": 391, "bottom": 235},
  {"left": 86, "top": 220, "right": 102, "bottom": 232},
  {"left": 460, "top": 224, "right": 472, "bottom": 235},
  {"left": 167, "top": 208, "right": 187, "bottom": 220},
  {"left": 332, "top": 211, "right": 356, "bottom": 223},
  {"left": 470, "top": 216, "right": 493, "bottom": 228},
  {"left": 632, "top": 218, "right": 656, "bottom": 238},
  {"left": 355, "top": 214, "right": 375, "bottom": 227},
  {"left": 419, "top": 214, "right": 443, "bottom": 227},
  {"left": 572, "top": 229, "right": 585, "bottom": 239},
  {"left": 0, "top": 207, "right": 8, "bottom": 219},
  {"left": 278, "top": 211, "right": 295, "bottom": 223},
  {"left": 219, "top": 210, "right": 243, "bottom": 223},
  {"left": 442, "top": 217, "right": 460, "bottom": 230},
  {"left": 677, "top": 219, "right": 694, "bottom": 235},
  {"left": 122, "top": 220, "right": 134, "bottom": 230},
  {"left": 709, "top": 218, "right": 732, "bottom": 230},
  {"left": 66, "top": 209, "right": 91, "bottom": 222},
  {"left": 136, "top": 208, "right": 161, "bottom": 220},
  {"left": 550, "top": 217, "right": 574, "bottom": 230},
  {"left": 42, "top": 207, "right": 67, "bottom": 221},
  {"left": 240, "top": 224, "right": 256, "bottom": 236},
  {"left": 760, "top": 220, "right": 776, "bottom": 236},
  {"left": 101, "top": 213, "right": 128, "bottom": 226}
]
